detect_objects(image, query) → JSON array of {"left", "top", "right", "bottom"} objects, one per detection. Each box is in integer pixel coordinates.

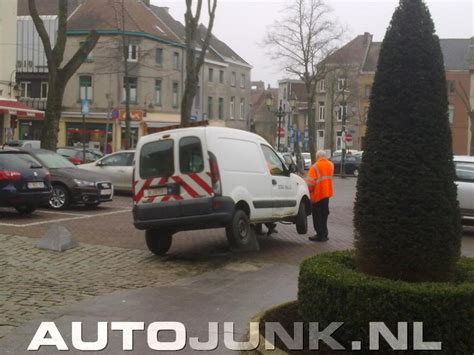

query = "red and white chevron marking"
[{"left": 133, "top": 172, "right": 213, "bottom": 205}]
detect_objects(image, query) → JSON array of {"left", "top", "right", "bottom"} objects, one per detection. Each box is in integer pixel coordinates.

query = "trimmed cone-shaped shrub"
[{"left": 354, "top": 0, "right": 461, "bottom": 282}]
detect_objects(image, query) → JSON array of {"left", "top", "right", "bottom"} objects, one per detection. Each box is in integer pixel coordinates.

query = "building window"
[
  {"left": 218, "top": 97, "right": 224, "bottom": 119},
  {"left": 172, "top": 82, "right": 179, "bottom": 108},
  {"left": 173, "top": 52, "right": 180, "bottom": 70},
  {"left": 127, "top": 44, "right": 138, "bottom": 62},
  {"left": 230, "top": 97, "right": 235, "bottom": 119},
  {"left": 79, "top": 76, "right": 92, "bottom": 101},
  {"left": 123, "top": 77, "right": 137, "bottom": 103},
  {"left": 318, "top": 102, "right": 325, "bottom": 121},
  {"left": 448, "top": 105, "right": 454, "bottom": 124},
  {"left": 40, "top": 82, "right": 48, "bottom": 99},
  {"left": 338, "top": 78, "right": 347, "bottom": 92},
  {"left": 155, "top": 48, "right": 163, "bottom": 65},
  {"left": 155, "top": 79, "right": 162, "bottom": 106},
  {"left": 283, "top": 88, "right": 287, "bottom": 100},
  {"left": 219, "top": 70, "right": 224, "bottom": 84},
  {"left": 364, "top": 106, "right": 369, "bottom": 122},
  {"left": 240, "top": 74, "right": 246, "bottom": 88},
  {"left": 20, "top": 81, "right": 31, "bottom": 98},
  {"left": 208, "top": 97, "right": 213, "bottom": 119},
  {"left": 365, "top": 85, "right": 371, "bottom": 98},
  {"left": 336, "top": 104, "right": 347, "bottom": 122},
  {"left": 319, "top": 79, "right": 325, "bottom": 92},
  {"left": 240, "top": 98, "right": 245, "bottom": 119},
  {"left": 231, "top": 72, "right": 236, "bottom": 87},
  {"left": 208, "top": 68, "right": 214, "bottom": 82}
]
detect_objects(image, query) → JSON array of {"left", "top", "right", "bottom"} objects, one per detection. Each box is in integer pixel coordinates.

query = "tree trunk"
[
  {"left": 41, "top": 74, "right": 65, "bottom": 151},
  {"left": 181, "top": 73, "right": 198, "bottom": 124}
]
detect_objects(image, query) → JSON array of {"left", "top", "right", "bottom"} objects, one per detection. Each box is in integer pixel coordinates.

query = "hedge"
[{"left": 298, "top": 251, "right": 474, "bottom": 353}]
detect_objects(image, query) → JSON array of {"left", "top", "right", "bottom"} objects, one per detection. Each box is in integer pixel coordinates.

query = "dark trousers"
[{"left": 312, "top": 198, "right": 330, "bottom": 238}]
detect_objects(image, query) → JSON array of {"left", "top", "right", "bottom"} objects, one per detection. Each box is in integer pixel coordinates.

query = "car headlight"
[{"left": 73, "top": 179, "right": 95, "bottom": 187}]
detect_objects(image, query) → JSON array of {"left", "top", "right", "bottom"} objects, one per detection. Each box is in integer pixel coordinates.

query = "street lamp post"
[{"left": 266, "top": 93, "right": 297, "bottom": 151}]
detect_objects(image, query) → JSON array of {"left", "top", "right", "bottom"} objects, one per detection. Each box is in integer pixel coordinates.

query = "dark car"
[
  {"left": 0, "top": 150, "right": 52, "bottom": 215},
  {"left": 57, "top": 147, "right": 103, "bottom": 165},
  {"left": 22, "top": 149, "right": 113, "bottom": 210},
  {"left": 330, "top": 154, "right": 361, "bottom": 177}
]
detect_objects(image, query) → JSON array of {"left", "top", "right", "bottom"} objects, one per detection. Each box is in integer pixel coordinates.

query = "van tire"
[
  {"left": 226, "top": 209, "right": 253, "bottom": 248},
  {"left": 145, "top": 229, "right": 172, "bottom": 255},
  {"left": 295, "top": 201, "right": 308, "bottom": 235}
]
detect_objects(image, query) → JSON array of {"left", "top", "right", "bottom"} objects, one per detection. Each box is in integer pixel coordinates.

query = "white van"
[{"left": 133, "top": 126, "right": 311, "bottom": 254}]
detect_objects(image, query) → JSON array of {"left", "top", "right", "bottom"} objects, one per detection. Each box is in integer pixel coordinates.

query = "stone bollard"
[{"left": 36, "top": 225, "right": 78, "bottom": 252}]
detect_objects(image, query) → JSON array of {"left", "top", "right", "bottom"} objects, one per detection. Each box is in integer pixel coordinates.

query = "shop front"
[
  {"left": 65, "top": 122, "right": 113, "bottom": 151},
  {"left": 0, "top": 99, "right": 44, "bottom": 144},
  {"left": 143, "top": 112, "right": 181, "bottom": 135}
]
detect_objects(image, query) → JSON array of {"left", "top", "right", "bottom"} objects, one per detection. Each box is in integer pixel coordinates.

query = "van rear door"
[{"left": 134, "top": 130, "right": 212, "bottom": 206}]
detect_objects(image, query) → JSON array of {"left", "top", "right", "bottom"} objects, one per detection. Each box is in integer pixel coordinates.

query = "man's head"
[{"left": 316, "top": 150, "right": 327, "bottom": 160}]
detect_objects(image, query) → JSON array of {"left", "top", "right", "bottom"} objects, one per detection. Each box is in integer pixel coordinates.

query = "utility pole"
[{"left": 121, "top": 0, "right": 131, "bottom": 149}]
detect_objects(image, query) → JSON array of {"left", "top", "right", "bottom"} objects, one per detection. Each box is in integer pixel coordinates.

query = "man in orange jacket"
[{"left": 305, "top": 150, "right": 334, "bottom": 242}]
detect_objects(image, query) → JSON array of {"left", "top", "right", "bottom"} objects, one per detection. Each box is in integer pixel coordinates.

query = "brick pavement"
[{"left": 0, "top": 234, "right": 221, "bottom": 340}]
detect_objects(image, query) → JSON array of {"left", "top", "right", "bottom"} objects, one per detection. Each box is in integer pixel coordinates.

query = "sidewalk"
[{"left": 0, "top": 262, "right": 298, "bottom": 354}]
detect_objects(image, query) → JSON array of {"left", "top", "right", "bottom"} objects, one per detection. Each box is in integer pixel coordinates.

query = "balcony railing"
[{"left": 19, "top": 97, "right": 47, "bottom": 111}]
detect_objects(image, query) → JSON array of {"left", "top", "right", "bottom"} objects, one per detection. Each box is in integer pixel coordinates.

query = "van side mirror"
[
  {"left": 289, "top": 163, "right": 297, "bottom": 173},
  {"left": 96, "top": 160, "right": 104, "bottom": 167}
]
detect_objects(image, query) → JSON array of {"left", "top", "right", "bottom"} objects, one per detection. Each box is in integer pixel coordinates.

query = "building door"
[{"left": 336, "top": 131, "right": 343, "bottom": 151}]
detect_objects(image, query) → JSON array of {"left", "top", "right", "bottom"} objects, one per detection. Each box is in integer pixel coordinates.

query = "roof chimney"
[{"left": 363, "top": 32, "right": 371, "bottom": 45}]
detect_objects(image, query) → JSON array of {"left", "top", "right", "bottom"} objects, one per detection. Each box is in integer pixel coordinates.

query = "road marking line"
[
  {"left": 0, "top": 209, "right": 131, "bottom": 228},
  {"left": 37, "top": 210, "right": 87, "bottom": 217}
]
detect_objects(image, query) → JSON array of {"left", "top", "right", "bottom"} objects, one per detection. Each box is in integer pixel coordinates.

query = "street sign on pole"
[
  {"left": 277, "top": 127, "right": 285, "bottom": 138},
  {"left": 81, "top": 100, "right": 89, "bottom": 116}
]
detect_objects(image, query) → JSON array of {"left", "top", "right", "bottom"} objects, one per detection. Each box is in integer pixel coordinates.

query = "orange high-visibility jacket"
[{"left": 306, "top": 158, "right": 334, "bottom": 203}]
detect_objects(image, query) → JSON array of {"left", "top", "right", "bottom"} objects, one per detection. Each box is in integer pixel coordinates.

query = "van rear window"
[
  {"left": 140, "top": 140, "right": 174, "bottom": 179},
  {"left": 179, "top": 137, "right": 204, "bottom": 174}
]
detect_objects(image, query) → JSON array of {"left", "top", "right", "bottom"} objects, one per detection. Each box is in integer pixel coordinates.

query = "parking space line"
[
  {"left": 37, "top": 210, "right": 87, "bottom": 217},
  {"left": 0, "top": 209, "right": 131, "bottom": 228}
]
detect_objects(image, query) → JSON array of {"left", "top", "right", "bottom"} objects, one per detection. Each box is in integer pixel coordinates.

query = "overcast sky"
[{"left": 154, "top": 0, "right": 474, "bottom": 86}]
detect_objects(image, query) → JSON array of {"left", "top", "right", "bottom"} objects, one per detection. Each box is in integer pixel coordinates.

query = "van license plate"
[
  {"left": 146, "top": 187, "right": 167, "bottom": 197},
  {"left": 28, "top": 182, "right": 45, "bottom": 189}
]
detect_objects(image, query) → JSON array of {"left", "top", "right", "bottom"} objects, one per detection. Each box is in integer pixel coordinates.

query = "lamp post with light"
[{"left": 265, "top": 93, "right": 297, "bottom": 151}]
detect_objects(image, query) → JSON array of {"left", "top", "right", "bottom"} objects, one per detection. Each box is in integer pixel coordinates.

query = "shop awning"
[{"left": 0, "top": 99, "right": 44, "bottom": 119}]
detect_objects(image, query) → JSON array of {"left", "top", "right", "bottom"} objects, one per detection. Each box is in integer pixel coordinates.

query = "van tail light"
[
  {"left": 44, "top": 173, "right": 51, "bottom": 183},
  {"left": 0, "top": 170, "right": 22, "bottom": 181},
  {"left": 208, "top": 152, "right": 221, "bottom": 196},
  {"left": 69, "top": 157, "right": 82, "bottom": 165}
]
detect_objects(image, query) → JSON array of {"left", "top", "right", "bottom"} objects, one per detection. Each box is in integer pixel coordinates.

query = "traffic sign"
[
  {"left": 277, "top": 127, "right": 285, "bottom": 137},
  {"left": 344, "top": 133, "right": 353, "bottom": 142},
  {"left": 81, "top": 99, "right": 89, "bottom": 116},
  {"left": 111, "top": 109, "right": 119, "bottom": 120}
]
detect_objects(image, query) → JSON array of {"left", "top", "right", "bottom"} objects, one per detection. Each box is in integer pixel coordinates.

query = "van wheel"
[
  {"left": 145, "top": 229, "right": 173, "bottom": 255},
  {"left": 295, "top": 201, "right": 308, "bottom": 235},
  {"left": 226, "top": 209, "right": 253, "bottom": 248}
]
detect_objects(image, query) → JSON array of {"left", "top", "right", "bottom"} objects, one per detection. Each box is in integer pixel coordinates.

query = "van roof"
[
  {"left": 454, "top": 155, "right": 474, "bottom": 162},
  {"left": 138, "top": 126, "right": 269, "bottom": 146}
]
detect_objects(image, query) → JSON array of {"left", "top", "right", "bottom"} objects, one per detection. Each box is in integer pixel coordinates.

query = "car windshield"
[
  {"left": 34, "top": 152, "right": 76, "bottom": 169},
  {"left": 302, "top": 153, "right": 311, "bottom": 159},
  {"left": 0, "top": 153, "right": 43, "bottom": 170}
]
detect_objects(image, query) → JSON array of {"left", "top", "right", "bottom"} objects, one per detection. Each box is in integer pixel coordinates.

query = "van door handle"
[{"left": 272, "top": 179, "right": 277, "bottom": 185}]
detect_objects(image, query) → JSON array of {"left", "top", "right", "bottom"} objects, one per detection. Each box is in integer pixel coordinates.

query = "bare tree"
[
  {"left": 181, "top": 0, "right": 217, "bottom": 124},
  {"left": 29, "top": 0, "right": 99, "bottom": 150},
  {"left": 454, "top": 80, "right": 474, "bottom": 155},
  {"left": 264, "top": 0, "right": 343, "bottom": 162}
]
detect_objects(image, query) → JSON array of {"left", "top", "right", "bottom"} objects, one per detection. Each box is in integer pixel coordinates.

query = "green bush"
[{"left": 299, "top": 251, "right": 474, "bottom": 352}]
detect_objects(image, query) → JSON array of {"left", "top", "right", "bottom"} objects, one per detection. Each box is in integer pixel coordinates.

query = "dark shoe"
[
  {"left": 266, "top": 223, "right": 277, "bottom": 236},
  {"left": 309, "top": 235, "right": 328, "bottom": 242}
]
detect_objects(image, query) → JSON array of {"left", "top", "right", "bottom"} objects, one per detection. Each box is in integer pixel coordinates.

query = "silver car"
[
  {"left": 454, "top": 156, "right": 474, "bottom": 222},
  {"left": 79, "top": 150, "right": 135, "bottom": 192}
]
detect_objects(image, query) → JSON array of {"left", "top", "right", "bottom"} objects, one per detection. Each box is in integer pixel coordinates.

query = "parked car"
[
  {"left": 133, "top": 126, "right": 311, "bottom": 255},
  {"left": 0, "top": 150, "right": 52, "bottom": 215},
  {"left": 301, "top": 152, "right": 312, "bottom": 169},
  {"left": 22, "top": 149, "right": 113, "bottom": 210},
  {"left": 4, "top": 140, "right": 41, "bottom": 149},
  {"left": 80, "top": 150, "right": 135, "bottom": 192},
  {"left": 330, "top": 154, "right": 361, "bottom": 177},
  {"left": 454, "top": 156, "right": 474, "bottom": 223},
  {"left": 279, "top": 152, "right": 296, "bottom": 168},
  {"left": 57, "top": 147, "right": 103, "bottom": 165},
  {"left": 332, "top": 149, "right": 363, "bottom": 157}
]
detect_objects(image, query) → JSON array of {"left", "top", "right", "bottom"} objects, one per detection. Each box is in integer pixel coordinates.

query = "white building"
[{"left": 0, "top": 0, "right": 43, "bottom": 144}]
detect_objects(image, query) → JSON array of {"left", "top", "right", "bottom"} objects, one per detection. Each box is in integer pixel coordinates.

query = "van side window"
[
  {"left": 180, "top": 137, "right": 204, "bottom": 174},
  {"left": 140, "top": 140, "right": 174, "bottom": 179},
  {"left": 261, "top": 145, "right": 285, "bottom": 175},
  {"left": 455, "top": 162, "right": 474, "bottom": 182}
]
